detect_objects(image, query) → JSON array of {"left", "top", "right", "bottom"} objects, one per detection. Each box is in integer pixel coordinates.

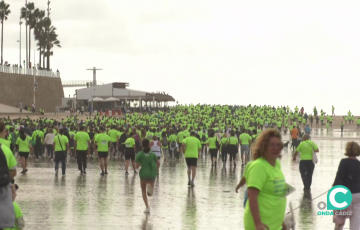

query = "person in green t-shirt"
[
  {"left": 16, "top": 128, "right": 32, "bottom": 174},
  {"left": 124, "top": 132, "right": 137, "bottom": 176},
  {"left": 182, "top": 131, "right": 201, "bottom": 187},
  {"left": 135, "top": 139, "right": 160, "bottom": 214},
  {"left": 244, "top": 129, "right": 287, "bottom": 230},
  {"left": 207, "top": 129, "right": 219, "bottom": 167},
  {"left": 94, "top": 127, "right": 111, "bottom": 176},
  {"left": 53, "top": 128, "right": 69, "bottom": 177},
  {"left": 240, "top": 129, "right": 252, "bottom": 166},
  {"left": 227, "top": 130, "right": 239, "bottom": 167},
  {"left": 220, "top": 133, "right": 229, "bottom": 165},
  {"left": 293, "top": 134, "right": 319, "bottom": 191},
  {"left": 74, "top": 126, "right": 91, "bottom": 175}
]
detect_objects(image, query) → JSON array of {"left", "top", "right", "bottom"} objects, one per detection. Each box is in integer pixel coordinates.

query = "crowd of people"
[{"left": 0, "top": 104, "right": 360, "bottom": 229}]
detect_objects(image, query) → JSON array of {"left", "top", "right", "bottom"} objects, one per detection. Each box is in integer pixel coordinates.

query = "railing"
[
  {"left": 0, "top": 65, "right": 60, "bottom": 78},
  {"left": 62, "top": 80, "right": 104, "bottom": 87}
]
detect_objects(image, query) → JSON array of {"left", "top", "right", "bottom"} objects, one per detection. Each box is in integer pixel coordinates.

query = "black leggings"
[
  {"left": 299, "top": 160, "right": 315, "bottom": 189},
  {"left": 221, "top": 149, "right": 227, "bottom": 163},
  {"left": 77, "top": 150, "right": 87, "bottom": 171}
]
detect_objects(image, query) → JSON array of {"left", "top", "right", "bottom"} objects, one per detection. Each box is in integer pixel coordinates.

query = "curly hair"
[
  {"left": 251, "top": 129, "right": 283, "bottom": 160},
  {"left": 345, "top": 141, "right": 360, "bottom": 157}
]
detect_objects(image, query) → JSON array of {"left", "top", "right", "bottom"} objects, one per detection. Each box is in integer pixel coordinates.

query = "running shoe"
[
  {"left": 100, "top": 172, "right": 105, "bottom": 176},
  {"left": 62, "top": 174, "right": 66, "bottom": 177},
  {"left": 20, "top": 170, "right": 25, "bottom": 174},
  {"left": 24, "top": 169, "right": 28, "bottom": 173},
  {"left": 55, "top": 170, "right": 58, "bottom": 177},
  {"left": 144, "top": 207, "right": 150, "bottom": 213},
  {"left": 125, "top": 171, "right": 129, "bottom": 176},
  {"left": 147, "top": 184, "right": 153, "bottom": 196},
  {"left": 188, "top": 181, "right": 191, "bottom": 186},
  {"left": 80, "top": 171, "right": 83, "bottom": 176},
  {"left": 191, "top": 182, "right": 195, "bottom": 187},
  {"left": 84, "top": 170, "right": 87, "bottom": 175},
  {"left": 104, "top": 171, "right": 108, "bottom": 175}
]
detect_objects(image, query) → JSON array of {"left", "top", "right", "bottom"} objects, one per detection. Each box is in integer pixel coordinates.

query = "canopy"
[
  {"left": 104, "top": 97, "right": 120, "bottom": 102},
  {"left": 88, "top": 97, "right": 104, "bottom": 102}
]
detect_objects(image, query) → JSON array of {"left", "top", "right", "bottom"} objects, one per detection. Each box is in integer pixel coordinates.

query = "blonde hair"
[
  {"left": 251, "top": 129, "right": 283, "bottom": 160},
  {"left": 345, "top": 141, "right": 360, "bottom": 157}
]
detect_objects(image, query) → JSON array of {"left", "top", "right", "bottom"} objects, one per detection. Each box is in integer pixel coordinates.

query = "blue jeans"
[{"left": 243, "top": 189, "right": 248, "bottom": 208}]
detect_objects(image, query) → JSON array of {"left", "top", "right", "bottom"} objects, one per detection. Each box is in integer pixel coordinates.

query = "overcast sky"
[{"left": 3, "top": 0, "right": 360, "bottom": 115}]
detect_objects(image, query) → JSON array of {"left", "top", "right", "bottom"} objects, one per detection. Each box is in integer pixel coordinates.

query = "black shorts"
[
  {"left": 186, "top": 158, "right": 198, "bottom": 167},
  {"left": 112, "top": 142, "right": 117, "bottom": 149},
  {"left": 119, "top": 144, "right": 125, "bottom": 152},
  {"left": 98, "top": 151, "right": 108, "bottom": 158},
  {"left": 125, "top": 148, "right": 135, "bottom": 161},
  {"left": 209, "top": 149, "right": 218, "bottom": 158},
  {"left": 19, "top": 152, "right": 30, "bottom": 159}
]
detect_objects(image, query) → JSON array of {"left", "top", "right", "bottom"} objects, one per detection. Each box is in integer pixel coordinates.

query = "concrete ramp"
[{"left": 0, "top": 104, "right": 31, "bottom": 114}]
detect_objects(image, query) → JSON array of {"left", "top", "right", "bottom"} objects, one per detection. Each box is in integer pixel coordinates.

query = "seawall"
[{"left": 0, "top": 72, "right": 64, "bottom": 113}]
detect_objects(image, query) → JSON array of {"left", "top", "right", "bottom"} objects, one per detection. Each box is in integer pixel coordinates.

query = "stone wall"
[{"left": 0, "top": 72, "right": 64, "bottom": 112}]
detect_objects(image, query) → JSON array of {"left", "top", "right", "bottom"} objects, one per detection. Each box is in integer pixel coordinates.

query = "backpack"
[
  {"left": 119, "top": 133, "right": 127, "bottom": 144},
  {"left": 69, "top": 134, "right": 75, "bottom": 147},
  {"left": 201, "top": 134, "right": 206, "bottom": 142},
  {"left": 0, "top": 144, "right": 11, "bottom": 187},
  {"left": 215, "top": 138, "right": 220, "bottom": 149},
  {"left": 134, "top": 133, "right": 141, "bottom": 143},
  {"left": 34, "top": 131, "right": 42, "bottom": 146},
  {"left": 170, "top": 141, "right": 176, "bottom": 148},
  {"left": 161, "top": 136, "right": 168, "bottom": 147}
]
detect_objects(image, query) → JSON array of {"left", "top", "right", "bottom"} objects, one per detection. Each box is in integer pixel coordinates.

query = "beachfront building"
[{"left": 71, "top": 82, "right": 175, "bottom": 113}]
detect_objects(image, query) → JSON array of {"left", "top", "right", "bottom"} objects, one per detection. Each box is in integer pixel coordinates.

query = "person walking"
[
  {"left": 244, "top": 129, "right": 288, "bottom": 230},
  {"left": 53, "top": 128, "right": 69, "bottom": 177},
  {"left": 135, "top": 139, "right": 160, "bottom": 213},
  {"left": 32, "top": 128, "right": 44, "bottom": 161},
  {"left": 74, "top": 126, "right": 91, "bottom": 175},
  {"left": 94, "top": 127, "right": 111, "bottom": 176},
  {"left": 182, "top": 131, "right": 201, "bottom": 187},
  {"left": 333, "top": 141, "right": 360, "bottom": 230},
  {"left": 15, "top": 128, "right": 32, "bottom": 174},
  {"left": 293, "top": 133, "right": 319, "bottom": 191},
  {"left": 290, "top": 125, "right": 299, "bottom": 151},
  {"left": 240, "top": 129, "right": 252, "bottom": 166},
  {"left": 220, "top": 133, "right": 228, "bottom": 166},
  {"left": 227, "top": 130, "right": 239, "bottom": 167},
  {"left": 44, "top": 128, "right": 55, "bottom": 160},
  {"left": 124, "top": 132, "right": 138, "bottom": 175},
  {"left": 207, "top": 129, "right": 219, "bottom": 167}
]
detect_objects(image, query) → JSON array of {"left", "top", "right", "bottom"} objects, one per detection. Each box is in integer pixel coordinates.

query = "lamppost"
[{"left": 25, "top": 0, "right": 28, "bottom": 68}]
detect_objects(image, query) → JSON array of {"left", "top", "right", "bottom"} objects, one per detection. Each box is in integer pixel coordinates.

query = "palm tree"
[
  {"left": 34, "top": 10, "right": 45, "bottom": 68},
  {"left": 21, "top": 2, "right": 37, "bottom": 67},
  {"left": 43, "top": 18, "right": 61, "bottom": 70},
  {"left": 0, "top": 0, "right": 10, "bottom": 65}
]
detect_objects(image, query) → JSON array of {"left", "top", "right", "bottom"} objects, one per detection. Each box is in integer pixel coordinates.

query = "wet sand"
[{"left": 12, "top": 128, "right": 358, "bottom": 230}]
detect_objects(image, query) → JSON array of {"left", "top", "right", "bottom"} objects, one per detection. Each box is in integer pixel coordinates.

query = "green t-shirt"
[
  {"left": 125, "top": 137, "right": 135, "bottom": 148},
  {"left": 228, "top": 136, "right": 238, "bottom": 145},
  {"left": 240, "top": 133, "right": 252, "bottom": 145},
  {"left": 74, "top": 131, "right": 90, "bottom": 150},
  {"left": 135, "top": 151, "right": 158, "bottom": 180},
  {"left": 2, "top": 145, "right": 16, "bottom": 170},
  {"left": 183, "top": 136, "right": 201, "bottom": 158},
  {"left": 208, "top": 137, "right": 217, "bottom": 149},
  {"left": 16, "top": 136, "right": 31, "bottom": 152},
  {"left": 0, "top": 137, "right": 11, "bottom": 149},
  {"left": 53, "top": 134, "right": 69, "bottom": 152},
  {"left": 108, "top": 129, "right": 118, "bottom": 143},
  {"left": 177, "top": 131, "right": 185, "bottom": 143},
  {"left": 95, "top": 133, "right": 111, "bottom": 152},
  {"left": 4, "top": 202, "right": 23, "bottom": 230},
  {"left": 296, "top": 140, "right": 318, "bottom": 160},
  {"left": 244, "top": 157, "right": 287, "bottom": 230}
]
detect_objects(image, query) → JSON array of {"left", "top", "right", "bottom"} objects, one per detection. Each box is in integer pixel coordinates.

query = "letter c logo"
[{"left": 329, "top": 187, "right": 348, "bottom": 209}]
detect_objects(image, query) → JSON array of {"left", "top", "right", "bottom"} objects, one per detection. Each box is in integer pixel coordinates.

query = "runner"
[
  {"left": 207, "top": 129, "right": 219, "bottom": 167},
  {"left": 239, "top": 129, "right": 252, "bottom": 166},
  {"left": 150, "top": 136, "right": 161, "bottom": 174},
  {"left": 94, "top": 126, "right": 111, "bottom": 176},
  {"left": 182, "top": 131, "right": 201, "bottom": 187},
  {"left": 44, "top": 128, "right": 55, "bottom": 160},
  {"left": 135, "top": 139, "right": 160, "bottom": 213},
  {"left": 227, "top": 130, "right": 239, "bottom": 167},
  {"left": 220, "top": 133, "right": 228, "bottom": 166}
]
